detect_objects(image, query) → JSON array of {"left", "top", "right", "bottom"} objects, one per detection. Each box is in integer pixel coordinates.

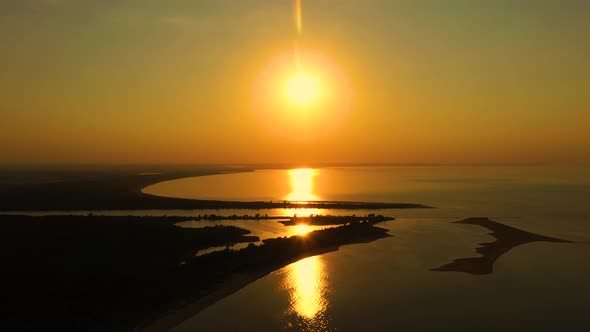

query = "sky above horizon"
[{"left": 1, "top": 0, "right": 589, "bottom": 165}]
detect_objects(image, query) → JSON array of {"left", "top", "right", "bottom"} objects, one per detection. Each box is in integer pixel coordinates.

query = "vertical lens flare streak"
[
  {"left": 293, "top": 0, "right": 303, "bottom": 73},
  {"left": 253, "top": 0, "right": 353, "bottom": 143},
  {"left": 294, "top": 0, "right": 303, "bottom": 36},
  {"left": 293, "top": 0, "right": 303, "bottom": 74}
]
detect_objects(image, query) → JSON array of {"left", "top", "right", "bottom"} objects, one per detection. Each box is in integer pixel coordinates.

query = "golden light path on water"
[
  {"left": 283, "top": 255, "right": 330, "bottom": 329},
  {"left": 280, "top": 168, "right": 323, "bottom": 217},
  {"left": 283, "top": 168, "right": 330, "bottom": 328},
  {"left": 286, "top": 168, "right": 319, "bottom": 202}
]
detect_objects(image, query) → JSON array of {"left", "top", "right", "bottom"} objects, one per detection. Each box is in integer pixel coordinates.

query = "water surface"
[
  {"left": 157, "top": 166, "right": 590, "bottom": 331},
  {"left": 8, "top": 166, "right": 590, "bottom": 331}
]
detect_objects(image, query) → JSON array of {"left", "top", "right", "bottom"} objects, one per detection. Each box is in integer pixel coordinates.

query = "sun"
[
  {"left": 285, "top": 72, "right": 320, "bottom": 107},
  {"left": 253, "top": 47, "right": 354, "bottom": 141}
]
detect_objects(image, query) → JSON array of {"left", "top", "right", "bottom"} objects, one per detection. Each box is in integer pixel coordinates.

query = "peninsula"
[
  {"left": 0, "top": 167, "right": 430, "bottom": 211},
  {"left": 432, "top": 217, "right": 574, "bottom": 275}
]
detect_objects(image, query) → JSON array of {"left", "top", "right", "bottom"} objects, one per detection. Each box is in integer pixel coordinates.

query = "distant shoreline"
[{"left": 0, "top": 167, "right": 431, "bottom": 211}]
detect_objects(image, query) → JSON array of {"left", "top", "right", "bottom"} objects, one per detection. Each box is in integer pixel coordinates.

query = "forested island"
[{"left": 279, "top": 214, "right": 394, "bottom": 226}]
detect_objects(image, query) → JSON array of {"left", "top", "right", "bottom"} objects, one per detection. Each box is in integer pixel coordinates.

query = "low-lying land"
[
  {"left": 279, "top": 214, "right": 394, "bottom": 226},
  {"left": 0, "top": 168, "right": 430, "bottom": 211},
  {"left": 432, "top": 217, "right": 574, "bottom": 275},
  {"left": 0, "top": 167, "right": 240, "bottom": 211},
  {"left": 175, "top": 213, "right": 396, "bottom": 225},
  {"left": 0, "top": 214, "right": 391, "bottom": 331},
  {"left": 0, "top": 215, "right": 257, "bottom": 331},
  {"left": 143, "top": 220, "right": 391, "bottom": 331}
]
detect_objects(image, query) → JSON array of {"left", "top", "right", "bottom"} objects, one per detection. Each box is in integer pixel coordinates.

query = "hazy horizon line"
[{"left": 1, "top": 161, "right": 588, "bottom": 171}]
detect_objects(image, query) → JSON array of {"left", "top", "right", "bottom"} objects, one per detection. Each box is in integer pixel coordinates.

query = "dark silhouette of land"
[
  {"left": 0, "top": 214, "right": 258, "bottom": 331},
  {"left": 431, "top": 217, "right": 573, "bottom": 275},
  {"left": 167, "top": 213, "right": 394, "bottom": 226},
  {"left": 279, "top": 213, "right": 394, "bottom": 226},
  {"left": 0, "top": 214, "right": 391, "bottom": 331},
  {"left": 142, "top": 219, "right": 391, "bottom": 332},
  {"left": 0, "top": 167, "right": 429, "bottom": 211}
]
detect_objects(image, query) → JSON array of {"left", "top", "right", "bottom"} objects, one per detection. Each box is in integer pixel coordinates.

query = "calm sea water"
[
  {"left": 141, "top": 166, "right": 590, "bottom": 331},
  {"left": 9, "top": 166, "right": 589, "bottom": 330}
]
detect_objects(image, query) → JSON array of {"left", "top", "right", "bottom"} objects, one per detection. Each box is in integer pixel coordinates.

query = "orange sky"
[{"left": 1, "top": 1, "right": 589, "bottom": 165}]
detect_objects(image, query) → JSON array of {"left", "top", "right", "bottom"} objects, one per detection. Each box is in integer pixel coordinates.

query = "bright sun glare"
[
  {"left": 286, "top": 73, "right": 320, "bottom": 107},
  {"left": 286, "top": 168, "right": 318, "bottom": 201},
  {"left": 294, "top": 224, "right": 312, "bottom": 236},
  {"left": 253, "top": 48, "right": 353, "bottom": 142}
]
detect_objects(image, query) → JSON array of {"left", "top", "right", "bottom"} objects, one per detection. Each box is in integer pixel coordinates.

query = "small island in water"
[
  {"left": 278, "top": 213, "right": 394, "bottom": 226},
  {"left": 432, "top": 217, "right": 574, "bottom": 275}
]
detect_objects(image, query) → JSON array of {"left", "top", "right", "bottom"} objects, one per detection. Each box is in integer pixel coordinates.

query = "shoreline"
[
  {"left": 138, "top": 231, "right": 388, "bottom": 332},
  {"left": 432, "top": 217, "right": 574, "bottom": 275},
  {"left": 138, "top": 247, "right": 336, "bottom": 332},
  {"left": 0, "top": 167, "right": 431, "bottom": 211},
  {"left": 0, "top": 214, "right": 391, "bottom": 331}
]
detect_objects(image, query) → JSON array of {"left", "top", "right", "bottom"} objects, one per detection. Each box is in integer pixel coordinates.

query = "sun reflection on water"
[
  {"left": 283, "top": 255, "right": 330, "bottom": 330},
  {"left": 293, "top": 224, "right": 312, "bottom": 236},
  {"left": 286, "top": 168, "right": 319, "bottom": 202}
]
